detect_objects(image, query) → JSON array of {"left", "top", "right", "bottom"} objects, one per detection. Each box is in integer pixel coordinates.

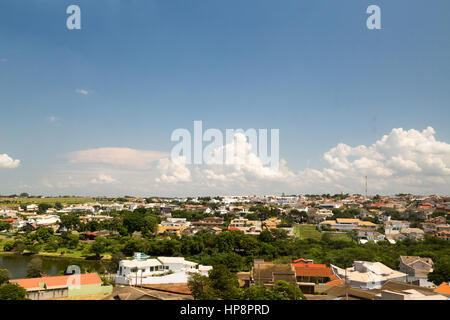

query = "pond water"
[{"left": 0, "top": 253, "right": 113, "bottom": 279}]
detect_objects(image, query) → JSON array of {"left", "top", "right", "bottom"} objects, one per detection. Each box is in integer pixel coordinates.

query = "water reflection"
[{"left": 0, "top": 253, "right": 113, "bottom": 279}]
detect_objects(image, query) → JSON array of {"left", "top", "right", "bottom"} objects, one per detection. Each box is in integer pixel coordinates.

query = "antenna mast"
[{"left": 365, "top": 176, "right": 368, "bottom": 199}]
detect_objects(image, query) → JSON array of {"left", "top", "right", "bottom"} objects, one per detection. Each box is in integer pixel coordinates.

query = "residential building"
[
  {"left": 323, "top": 284, "right": 378, "bottom": 300},
  {"left": 157, "top": 225, "right": 188, "bottom": 237},
  {"left": 263, "top": 217, "right": 281, "bottom": 229},
  {"left": 290, "top": 259, "right": 338, "bottom": 294},
  {"left": 374, "top": 281, "right": 449, "bottom": 300},
  {"left": 385, "top": 220, "right": 410, "bottom": 234},
  {"left": 400, "top": 228, "right": 425, "bottom": 240},
  {"left": 26, "top": 204, "right": 38, "bottom": 212},
  {"left": 434, "top": 282, "right": 450, "bottom": 296},
  {"left": 399, "top": 256, "right": 434, "bottom": 287},
  {"left": 331, "top": 261, "right": 407, "bottom": 289},
  {"left": 192, "top": 217, "right": 224, "bottom": 228},
  {"left": 160, "top": 218, "right": 190, "bottom": 227},
  {"left": 319, "top": 218, "right": 377, "bottom": 231},
  {"left": 115, "top": 253, "right": 212, "bottom": 286},
  {"left": 10, "top": 273, "right": 112, "bottom": 300},
  {"left": 228, "top": 218, "right": 262, "bottom": 235},
  {"left": 250, "top": 260, "right": 297, "bottom": 289},
  {"left": 436, "top": 230, "right": 450, "bottom": 240},
  {"left": 357, "top": 229, "right": 385, "bottom": 242}
]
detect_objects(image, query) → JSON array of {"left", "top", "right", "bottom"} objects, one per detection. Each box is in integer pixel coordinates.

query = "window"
[
  {"left": 165, "top": 266, "right": 169, "bottom": 270},
  {"left": 150, "top": 266, "right": 154, "bottom": 272},
  {"left": 119, "top": 267, "right": 122, "bottom": 275}
]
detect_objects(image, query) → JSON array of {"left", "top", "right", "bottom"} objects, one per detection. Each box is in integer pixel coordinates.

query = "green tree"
[
  {"left": 187, "top": 265, "right": 242, "bottom": 300},
  {"left": 13, "top": 241, "right": 26, "bottom": 254},
  {"left": 59, "top": 214, "right": 80, "bottom": 231},
  {"left": 272, "top": 280, "right": 306, "bottom": 300},
  {"left": 109, "top": 252, "right": 126, "bottom": 273},
  {"left": 428, "top": 261, "right": 450, "bottom": 285},
  {"left": 187, "top": 273, "right": 219, "bottom": 300},
  {"left": 242, "top": 285, "right": 286, "bottom": 300},
  {"left": 38, "top": 203, "right": 51, "bottom": 214},
  {"left": 34, "top": 227, "right": 54, "bottom": 243},
  {"left": 2, "top": 241, "right": 14, "bottom": 252},
  {"left": 89, "top": 236, "right": 108, "bottom": 258},
  {"left": 0, "top": 269, "right": 11, "bottom": 285},
  {"left": 59, "top": 232, "right": 80, "bottom": 249},
  {"left": 0, "top": 221, "right": 12, "bottom": 231},
  {"left": 0, "top": 283, "right": 29, "bottom": 300},
  {"left": 54, "top": 202, "right": 63, "bottom": 210},
  {"left": 207, "top": 264, "right": 242, "bottom": 300}
]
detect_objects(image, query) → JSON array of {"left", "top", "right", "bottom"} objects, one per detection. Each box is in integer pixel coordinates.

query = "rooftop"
[{"left": 10, "top": 273, "right": 102, "bottom": 291}]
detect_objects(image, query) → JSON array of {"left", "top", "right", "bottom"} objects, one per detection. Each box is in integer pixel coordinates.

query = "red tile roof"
[
  {"left": 292, "top": 258, "right": 313, "bottom": 264},
  {"left": 10, "top": 273, "right": 102, "bottom": 290},
  {"left": 292, "top": 263, "right": 327, "bottom": 268},
  {"left": 292, "top": 265, "right": 334, "bottom": 278},
  {"left": 434, "top": 283, "right": 450, "bottom": 295},
  {"left": 324, "top": 279, "right": 345, "bottom": 286}
]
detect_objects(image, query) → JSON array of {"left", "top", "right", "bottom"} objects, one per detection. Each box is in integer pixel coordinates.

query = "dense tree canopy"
[{"left": 0, "top": 284, "right": 28, "bottom": 300}]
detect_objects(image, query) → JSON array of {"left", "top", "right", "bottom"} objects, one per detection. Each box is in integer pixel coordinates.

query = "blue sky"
[{"left": 1, "top": 0, "right": 450, "bottom": 196}]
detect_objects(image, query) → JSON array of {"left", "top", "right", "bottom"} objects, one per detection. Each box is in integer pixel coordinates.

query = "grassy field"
[
  {"left": 294, "top": 225, "right": 351, "bottom": 241},
  {"left": 328, "top": 232, "right": 352, "bottom": 241},
  {"left": 0, "top": 237, "right": 112, "bottom": 260},
  {"left": 0, "top": 197, "right": 113, "bottom": 207},
  {"left": 294, "top": 225, "right": 322, "bottom": 240}
]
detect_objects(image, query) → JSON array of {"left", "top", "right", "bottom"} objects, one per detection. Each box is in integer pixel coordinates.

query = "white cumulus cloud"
[
  {"left": 156, "top": 157, "right": 191, "bottom": 183},
  {"left": 0, "top": 154, "right": 20, "bottom": 168},
  {"left": 155, "top": 127, "right": 450, "bottom": 195}
]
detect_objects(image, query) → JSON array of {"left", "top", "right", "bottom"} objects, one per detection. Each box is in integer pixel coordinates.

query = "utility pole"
[
  {"left": 365, "top": 176, "right": 368, "bottom": 199},
  {"left": 294, "top": 280, "right": 297, "bottom": 300},
  {"left": 345, "top": 268, "right": 348, "bottom": 301},
  {"left": 258, "top": 263, "right": 261, "bottom": 286}
]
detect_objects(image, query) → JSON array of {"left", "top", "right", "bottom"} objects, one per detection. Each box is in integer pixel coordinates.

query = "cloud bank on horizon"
[{"left": 21, "top": 126, "right": 450, "bottom": 197}]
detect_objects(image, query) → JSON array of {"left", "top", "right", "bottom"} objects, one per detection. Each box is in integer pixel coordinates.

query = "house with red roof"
[
  {"left": 9, "top": 273, "right": 112, "bottom": 300},
  {"left": 291, "top": 259, "right": 337, "bottom": 294},
  {"left": 436, "top": 230, "right": 450, "bottom": 240},
  {"left": 434, "top": 282, "right": 450, "bottom": 296}
]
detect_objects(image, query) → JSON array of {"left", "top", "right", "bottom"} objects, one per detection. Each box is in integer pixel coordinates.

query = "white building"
[
  {"left": 26, "top": 204, "right": 38, "bottom": 212},
  {"left": 320, "top": 219, "right": 377, "bottom": 231},
  {"left": 385, "top": 220, "right": 410, "bottom": 234},
  {"left": 115, "top": 253, "right": 212, "bottom": 286},
  {"left": 160, "top": 218, "right": 191, "bottom": 227},
  {"left": 67, "top": 205, "right": 95, "bottom": 214},
  {"left": 375, "top": 289, "right": 448, "bottom": 300},
  {"left": 0, "top": 209, "right": 18, "bottom": 218},
  {"left": 331, "top": 261, "right": 407, "bottom": 289},
  {"left": 27, "top": 215, "right": 61, "bottom": 226},
  {"left": 13, "top": 220, "right": 29, "bottom": 229}
]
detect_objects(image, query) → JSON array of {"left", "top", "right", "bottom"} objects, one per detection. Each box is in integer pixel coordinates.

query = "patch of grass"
[
  {"left": 294, "top": 225, "right": 322, "bottom": 240},
  {"left": 327, "top": 232, "right": 352, "bottom": 242},
  {"left": 38, "top": 247, "right": 112, "bottom": 260},
  {"left": 294, "top": 225, "right": 352, "bottom": 242}
]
